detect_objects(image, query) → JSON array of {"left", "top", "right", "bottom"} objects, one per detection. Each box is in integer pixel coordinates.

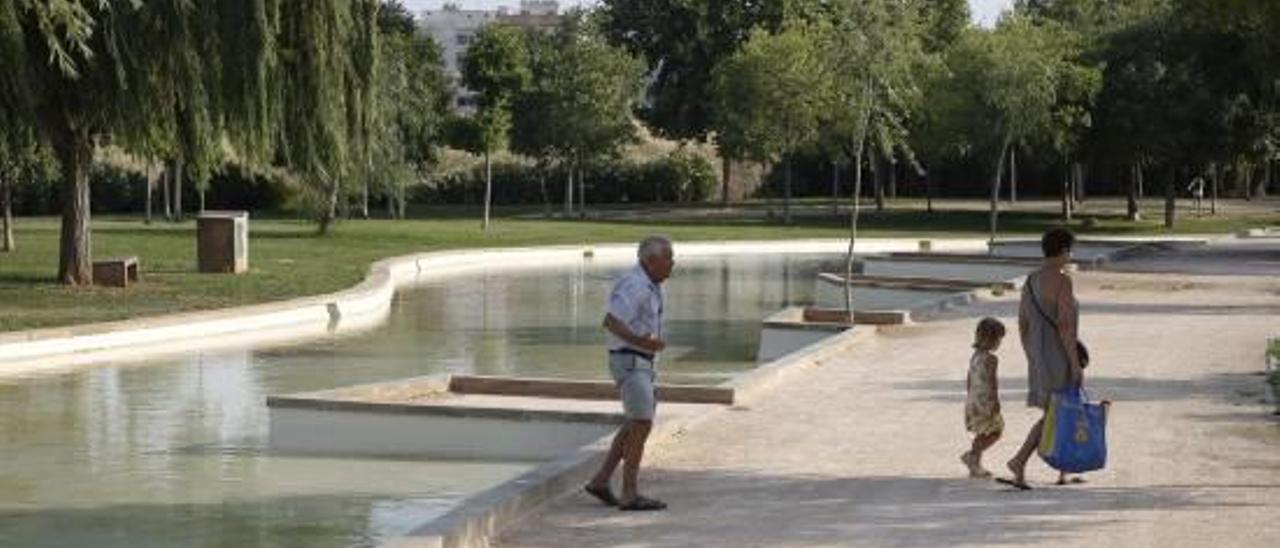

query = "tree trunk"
[
  {"left": 873, "top": 158, "right": 885, "bottom": 212},
  {"left": 398, "top": 175, "right": 408, "bottom": 220},
  {"left": 56, "top": 132, "right": 93, "bottom": 285},
  {"left": 1241, "top": 164, "right": 1251, "bottom": 200},
  {"left": 1260, "top": 159, "right": 1273, "bottom": 198},
  {"left": 925, "top": 171, "right": 934, "bottom": 214},
  {"left": 538, "top": 163, "right": 551, "bottom": 219},
  {"left": 721, "top": 156, "right": 731, "bottom": 205},
  {"left": 988, "top": 138, "right": 1010, "bottom": 249},
  {"left": 1061, "top": 157, "right": 1072, "bottom": 222},
  {"left": 563, "top": 164, "right": 573, "bottom": 217},
  {"left": 577, "top": 165, "right": 585, "bottom": 219},
  {"left": 1164, "top": 166, "right": 1176, "bottom": 229},
  {"left": 162, "top": 165, "right": 172, "bottom": 221},
  {"left": 1137, "top": 162, "right": 1145, "bottom": 198},
  {"left": 482, "top": 150, "right": 492, "bottom": 230},
  {"left": 1210, "top": 163, "right": 1219, "bottom": 215},
  {"left": 198, "top": 184, "right": 206, "bottom": 214},
  {"left": 1009, "top": 146, "right": 1017, "bottom": 203},
  {"left": 144, "top": 163, "right": 154, "bottom": 225},
  {"left": 783, "top": 156, "right": 792, "bottom": 225},
  {"left": 1, "top": 174, "right": 13, "bottom": 252},
  {"left": 171, "top": 158, "right": 185, "bottom": 222},
  {"left": 317, "top": 178, "right": 340, "bottom": 235},
  {"left": 762, "top": 161, "right": 774, "bottom": 221},
  {"left": 831, "top": 161, "right": 841, "bottom": 216},
  {"left": 361, "top": 174, "right": 370, "bottom": 219},
  {"left": 1072, "top": 162, "right": 1085, "bottom": 204},
  {"left": 844, "top": 145, "right": 865, "bottom": 320},
  {"left": 1126, "top": 163, "right": 1141, "bottom": 221},
  {"left": 888, "top": 161, "right": 897, "bottom": 200}
]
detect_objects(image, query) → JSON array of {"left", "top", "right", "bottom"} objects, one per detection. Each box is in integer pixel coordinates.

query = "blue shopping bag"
[{"left": 1038, "top": 386, "right": 1108, "bottom": 473}]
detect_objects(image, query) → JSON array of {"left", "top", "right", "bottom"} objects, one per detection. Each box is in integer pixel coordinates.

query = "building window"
[{"left": 455, "top": 33, "right": 472, "bottom": 46}]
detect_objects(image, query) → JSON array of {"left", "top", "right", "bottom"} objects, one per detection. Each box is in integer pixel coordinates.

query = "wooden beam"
[
  {"left": 817, "top": 272, "right": 1016, "bottom": 292},
  {"left": 448, "top": 375, "right": 734, "bottom": 405},
  {"left": 800, "top": 307, "right": 908, "bottom": 325},
  {"left": 875, "top": 252, "right": 1108, "bottom": 269}
]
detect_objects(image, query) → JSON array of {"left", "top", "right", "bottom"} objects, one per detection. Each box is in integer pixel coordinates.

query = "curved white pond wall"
[{"left": 0, "top": 238, "right": 987, "bottom": 376}]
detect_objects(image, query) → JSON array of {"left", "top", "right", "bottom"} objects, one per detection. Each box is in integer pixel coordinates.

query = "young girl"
[{"left": 963, "top": 317, "right": 1006, "bottom": 478}]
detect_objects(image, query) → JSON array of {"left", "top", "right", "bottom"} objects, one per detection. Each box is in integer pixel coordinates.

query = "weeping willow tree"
[
  {"left": 0, "top": 0, "right": 279, "bottom": 284},
  {"left": 276, "top": 0, "right": 379, "bottom": 234},
  {"left": 0, "top": 0, "right": 377, "bottom": 283}
]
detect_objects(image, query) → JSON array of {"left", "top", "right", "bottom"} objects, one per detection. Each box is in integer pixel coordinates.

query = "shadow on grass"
[{"left": 0, "top": 272, "right": 57, "bottom": 285}]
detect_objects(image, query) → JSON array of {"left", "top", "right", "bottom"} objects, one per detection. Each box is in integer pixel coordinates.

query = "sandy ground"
[{"left": 496, "top": 241, "right": 1280, "bottom": 547}]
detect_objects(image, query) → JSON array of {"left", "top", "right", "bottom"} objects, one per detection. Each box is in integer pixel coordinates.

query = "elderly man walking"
[{"left": 584, "top": 236, "right": 675, "bottom": 512}]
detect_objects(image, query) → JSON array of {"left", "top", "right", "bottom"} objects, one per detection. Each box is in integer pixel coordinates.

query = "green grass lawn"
[{"left": 1, "top": 199, "right": 1275, "bottom": 332}]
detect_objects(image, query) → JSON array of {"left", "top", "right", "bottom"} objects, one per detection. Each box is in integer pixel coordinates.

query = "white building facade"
[{"left": 420, "top": 1, "right": 561, "bottom": 110}]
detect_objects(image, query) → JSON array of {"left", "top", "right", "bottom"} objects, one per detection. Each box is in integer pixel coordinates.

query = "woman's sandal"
[
  {"left": 584, "top": 484, "right": 619, "bottom": 507},
  {"left": 1056, "top": 476, "right": 1087, "bottom": 486},
  {"left": 995, "top": 477, "right": 1033, "bottom": 491},
  {"left": 618, "top": 495, "right": 667, "bottom": 511}
]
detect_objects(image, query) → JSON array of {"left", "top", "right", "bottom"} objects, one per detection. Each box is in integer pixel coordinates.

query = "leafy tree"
[
  {"left": 0, "top": 0, "right": 281, "bottom": 283},
  {"left": 929, "top": 19, "right": 1094, "bottom": 244},
  {"left": 461, "top": 24, "right": 530, "bottom": 230},
  {"left": 818, "top": 0, "right": 929, "bottom": 314},
  {"left": 275, "top": 0, "right": 380, "bottom": 234},
  {"left": 0, "top": 0, "right": 378, "bottom": 283},
  {"left": 0, "top": 125, "right": 56, "bottom": 252},
  {"left": 711, "top": 24, "right": 829, "bottom": 225},
  {"left": 918, "top": 0, "right": 969, "bottom": 53},
  {"left": 375, "top": 1, "right": 451, "bottom": 219},
  {"left": 599, "top": 0, "right": 820, "bottom": 202},
  {"left": 510, "top": 29, "right": 565, "bottom": 216},
  {"left": 1172, "top": 0, "right": 1279, "bottom": 200},
  {"left": 513, "top": 14, "right": 644, "bottom": 217}
]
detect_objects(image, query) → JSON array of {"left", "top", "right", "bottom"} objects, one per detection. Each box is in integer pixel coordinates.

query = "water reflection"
[{"left": 0, "top": 252, "right": 855, "bottom": 546}]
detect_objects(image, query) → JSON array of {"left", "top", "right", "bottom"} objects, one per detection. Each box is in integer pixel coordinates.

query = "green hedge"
[
  {"left": 7, "top": 149, "right": 716, "bottom": 216},
  {"left": 414, "top": 149, "right": 717, "bottom": 206}
]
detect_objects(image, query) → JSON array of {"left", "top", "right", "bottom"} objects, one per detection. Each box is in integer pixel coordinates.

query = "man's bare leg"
[
  {"left": 1006, "top": 417, "right": 1044, "bottom": 486},
  {"left": 590, "top": 423, "right": 630, "bottom": 487},
  {"left": 585, "top": 423, "right": 631, "bottom": 505},
  {"left": 619, "top": 419, "right": 652, "bottom": 504}
]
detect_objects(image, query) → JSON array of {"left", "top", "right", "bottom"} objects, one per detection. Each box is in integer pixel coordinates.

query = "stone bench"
[{"left": 93, "top": 256, "right": 139, "bottom": 288}]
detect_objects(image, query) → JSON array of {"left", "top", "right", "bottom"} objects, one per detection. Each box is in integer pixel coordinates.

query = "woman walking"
[{"left": 1003, "top": 228, "right": 1086, "bottom": 489}]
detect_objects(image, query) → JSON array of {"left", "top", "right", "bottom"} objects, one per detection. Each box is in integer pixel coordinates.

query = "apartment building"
[{"left": 420, "top": 1, "right": 561, "bottom": 110}]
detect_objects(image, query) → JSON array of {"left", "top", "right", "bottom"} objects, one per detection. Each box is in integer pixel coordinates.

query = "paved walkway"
[{"left": 498, "top": 267, "right": 1280, "bottom": 547}]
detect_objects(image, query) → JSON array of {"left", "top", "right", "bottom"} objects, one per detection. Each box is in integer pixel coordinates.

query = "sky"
[{"left": 402, "top": 1, "right": 1014, "bottom": 28}]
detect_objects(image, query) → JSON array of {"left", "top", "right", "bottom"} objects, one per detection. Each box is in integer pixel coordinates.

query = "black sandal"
[
  {"left": 584, "top": 484, "right": 619, "bottom": 507},
  {"left": 618, "top": 495, "right": 667, "bottom": 511},
  {"left": 996, "top": 477, "right": 1033, "bottom": 491}
]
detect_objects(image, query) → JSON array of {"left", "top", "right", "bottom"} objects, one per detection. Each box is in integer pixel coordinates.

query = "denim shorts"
[{"left": 608, "top": 352, "right": 657, "bottom": 420}]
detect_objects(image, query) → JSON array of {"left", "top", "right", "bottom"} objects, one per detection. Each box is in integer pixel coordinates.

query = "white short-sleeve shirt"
[{"left": 606, "top": 265, "right": 664, "bottom": 355}]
